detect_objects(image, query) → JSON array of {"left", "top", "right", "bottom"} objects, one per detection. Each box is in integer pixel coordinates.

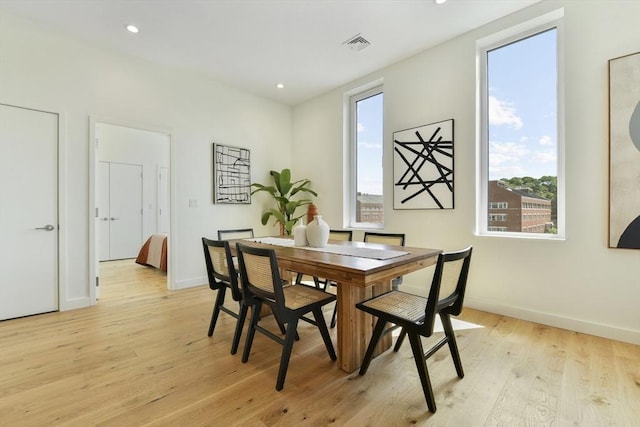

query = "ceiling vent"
[{"left": 343, "top": 33, "right": 371, "bottom": 52}]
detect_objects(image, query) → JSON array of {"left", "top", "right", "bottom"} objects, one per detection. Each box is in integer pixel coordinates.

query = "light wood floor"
[{"left": 1, "top": 259, "right": 638, "bottom": 426}]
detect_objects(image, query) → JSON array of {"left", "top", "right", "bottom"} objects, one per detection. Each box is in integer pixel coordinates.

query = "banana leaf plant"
[{"left": 251, "top": 168, "right": 317, "bottom": 235}]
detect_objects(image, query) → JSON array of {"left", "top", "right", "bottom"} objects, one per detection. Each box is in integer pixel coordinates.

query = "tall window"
[
  {"left": 477, "top": 11, "right": 564, "bottom": 238},
  {"left": 349, "top": 85, "right": 384, "bottom": 228}
]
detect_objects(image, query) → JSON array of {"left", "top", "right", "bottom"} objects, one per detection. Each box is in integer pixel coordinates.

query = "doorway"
[{"left": 93, "top": 120, "right": 171, "bottom": 295}]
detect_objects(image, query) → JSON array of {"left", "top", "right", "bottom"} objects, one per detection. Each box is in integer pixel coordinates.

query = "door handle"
[
  {"left": 35, "top": 224, "right": 55, "bottom": 231},
  {"left": 99, "top": 217, "right": 109, "bottom": 221},
  {"left": 110, "top": 217, "right": 119, "bottom": 221}
]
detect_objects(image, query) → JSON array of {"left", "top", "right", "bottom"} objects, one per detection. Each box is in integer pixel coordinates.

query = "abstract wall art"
[
  {"left": 609, "top": 52, "right": 640, "bottom": 249},
  {"left": 213, "top": 143, "right": 251, "bottom": 204},
  {"left": 393, "top": 119, "right": 454, "bottom": 210}
]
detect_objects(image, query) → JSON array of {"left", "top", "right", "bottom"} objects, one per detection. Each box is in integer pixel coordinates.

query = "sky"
[
  {"left": 356, "top": 92, "right": 384, "bottom": 195},
  {"left": 487, "top": 28, "right": 558, "bottom": 180}
]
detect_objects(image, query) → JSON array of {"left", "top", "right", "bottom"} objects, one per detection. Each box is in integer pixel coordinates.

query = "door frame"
[{"left": 89, "top": 116, "right": 174, "bottom": 302}]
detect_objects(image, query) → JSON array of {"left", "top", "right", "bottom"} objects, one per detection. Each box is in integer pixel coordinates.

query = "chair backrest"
[
  {"left": 217, "top": 228, "right": 254, "bottom": 240},
  {"left": 422, "top": 246, "right": 473, "bottom": 334},
  {"left": 202, "top": 237, "right": 242, "bottom": 301},
  {"left": 329, "top": 229, "right": 353, "bottom": 242},
  {"left": 363, "top": 231, "right": 405, "bottom": 247},
  {"left": 235, "top": 242, "right": 285, "bottom": 317}
]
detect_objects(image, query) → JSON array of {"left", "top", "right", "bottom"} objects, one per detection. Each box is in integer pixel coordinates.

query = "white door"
[
  {"left": 108, "top": 163, "right": 143, "bottom": 259},
  {"left": 97, "top": 161, "right": 143, "bottom": 261},
  {"left": 97, "top": 161, "right": 110, "bottom": 261},
  {"left": 0, "top": 104, "right": 58, "bottom": 320}
]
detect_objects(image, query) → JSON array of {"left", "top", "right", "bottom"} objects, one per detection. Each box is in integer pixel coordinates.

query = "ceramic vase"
[
  {"left": 306, "top": 215, "right": 329, "bottom": 247},
  {"left": 293, "top": 220, "right": 308, "bottom": 246}
]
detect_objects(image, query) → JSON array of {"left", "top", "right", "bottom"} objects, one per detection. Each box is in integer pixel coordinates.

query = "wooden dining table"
[{"left": 231, "top": 237, "right": 442, "bottom": 373}]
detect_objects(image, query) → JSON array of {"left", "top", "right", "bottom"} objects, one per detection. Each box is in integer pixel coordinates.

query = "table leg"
[{"left": 336, "top": 280, "right": 392, "bottom": 373}]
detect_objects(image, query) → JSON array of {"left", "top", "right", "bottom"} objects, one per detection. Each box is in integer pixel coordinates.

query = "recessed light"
[
  {"left": 276, "top": 83, "right": 285, "bottom": 89},
  {"left": 125, "top": 24, "right": 139, "bottom": 33},
  {"left": 434, "top": 0, "right": 447, "bottom": 4}
]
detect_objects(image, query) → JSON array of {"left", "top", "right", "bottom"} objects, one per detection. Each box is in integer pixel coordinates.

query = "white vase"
[
  {"left": 293, "top": 220, "right": 308, "bottom": 246},
  {"left": 306, "top": 215, "right": 329, "bottom": 247}
]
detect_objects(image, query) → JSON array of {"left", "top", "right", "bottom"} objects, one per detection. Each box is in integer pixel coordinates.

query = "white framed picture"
[
  {"left": 213, "top": 143, "right": 251, "bottom": 204},
  {"left": 393, "top": 119, "right": 454, "bottom": 210}
]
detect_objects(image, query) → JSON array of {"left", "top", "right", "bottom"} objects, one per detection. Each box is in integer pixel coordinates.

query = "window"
[
  {"left": 477, "top": 10, "right": 564, "bottom": 238},
  {"left": 348, "top": 85, "right": 384, "bottom": 228}
]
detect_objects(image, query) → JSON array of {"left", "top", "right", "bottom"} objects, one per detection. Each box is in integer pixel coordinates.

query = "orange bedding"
[{"left": 135, "top": 234, "right": 167, "bottom": 272}]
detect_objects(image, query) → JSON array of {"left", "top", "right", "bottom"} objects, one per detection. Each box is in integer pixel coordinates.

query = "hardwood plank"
[{"left": 0, "top": 259, "right": 637, "bottom": 426}]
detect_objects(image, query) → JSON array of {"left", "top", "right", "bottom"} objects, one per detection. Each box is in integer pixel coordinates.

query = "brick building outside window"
[{"left": 488, "top": 180, "right": 553, "bottom": 233}]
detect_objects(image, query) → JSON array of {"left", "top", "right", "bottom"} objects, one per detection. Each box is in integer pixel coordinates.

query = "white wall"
[
  {"left": 0, "top": 11, "right": 292, "bottom": 307},
  {"left": 292, "top": 0, "right": 640, "bottom": 344}
]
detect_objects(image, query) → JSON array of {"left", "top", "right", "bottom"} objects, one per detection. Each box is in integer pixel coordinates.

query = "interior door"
[
  {"left": 0, "top": 104, "right": 58, "bottom": 320},
  {"left": 97, "top": 161, "right": 110, "bottom": 261},
  {"left": 108, "top": 162, "right": 143, "bottom": 259}
]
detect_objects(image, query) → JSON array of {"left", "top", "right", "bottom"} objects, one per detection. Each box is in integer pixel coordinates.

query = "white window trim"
[
  {"left": 344, "top": 81, "right": 384, "bottom": 230},
  {"left": 476, "top": 9, "right": 565, "bottom": 240}
]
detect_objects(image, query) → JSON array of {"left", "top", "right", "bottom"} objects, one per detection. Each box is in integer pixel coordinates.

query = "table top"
[{"left": 231, "top": 237, "right": 442, "bottom": 287}]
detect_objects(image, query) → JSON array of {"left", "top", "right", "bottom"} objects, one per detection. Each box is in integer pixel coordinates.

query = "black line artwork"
[
  {"left": 213, "top": 143, "right": 251, "bottom": 204},
  {"left": 393, "top": 119, "right": 454, "bottom": 209}
]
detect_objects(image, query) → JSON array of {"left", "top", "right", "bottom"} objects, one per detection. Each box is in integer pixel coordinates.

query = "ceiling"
[{"left": 0, "top": 0, "right": 540, "bottom": 106}]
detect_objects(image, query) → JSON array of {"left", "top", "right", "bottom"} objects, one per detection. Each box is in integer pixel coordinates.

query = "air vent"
[{"left": 343, "top": 33, "right": 371, "bottom": 52}]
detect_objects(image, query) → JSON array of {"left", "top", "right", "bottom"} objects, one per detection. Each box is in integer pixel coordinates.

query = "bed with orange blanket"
[{"left": 135, "top": 234, "right": 167, "bottom": 272}]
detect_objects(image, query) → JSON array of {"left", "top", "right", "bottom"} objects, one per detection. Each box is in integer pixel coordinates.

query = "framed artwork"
[
  {"left": 609, "top": 51, "right": 640, "bottom": 249},
  {"left": 393, "top": 119, "right": 454, "bottom": 209},
  {"left": 212, "top": 143, "right": 251, "bottom": 204}
]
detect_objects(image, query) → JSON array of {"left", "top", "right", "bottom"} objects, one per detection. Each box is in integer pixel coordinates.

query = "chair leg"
[
  {"left": 407, "top": 331, "right": 437, "bottom": 413},
  {"left": 231, "top": 302, "right": 249, "bottom": 355},
  {"left": 272, "top": 310, "right": 299, "bottom": 341},
  {"left": 313, "top": 307, "right": 336, "bottom": 360},
  {"left": 330, "top": 303, "right": 337, "bottom": 329},
  {"left": 358, "top": 318, "right": 388, "bottom": 376},
  {"left": 275, "top": 315, "right": 287, "bottom": 335},
  {"left": 242, "top": 302, "right": 262, "bottom": 363},
  {"left": 313, "top": 276, "right": 322, "bottom": 289},
  {"left": 208, "top": 287, "right": 226, "bottom": 337},
  {"left": 393, "top": 328, "right": 407, "bottom": 352},
  {"left": 440, "top": 313, "right": 464, "bottom": 378},
  {"left": 276, "top": 317, "right": 299, "bottom": 391},
  {"left": 296, "top": 273, "right": 324, "bottom": 290}
]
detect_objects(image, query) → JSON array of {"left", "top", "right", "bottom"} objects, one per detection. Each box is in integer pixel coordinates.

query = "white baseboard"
[
  {"left": 173, "top": 276, "right": 207, "bottom": 290},
  {"left": 465, "top": 296, "right": 640, "bottom": 346},
  {"left": 60, "top": 296, "right": 93, "bottom": 311}
]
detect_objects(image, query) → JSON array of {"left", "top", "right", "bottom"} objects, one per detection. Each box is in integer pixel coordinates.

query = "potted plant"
[{"left": 251, "top": 168, "right": 317, "bottom": 235}]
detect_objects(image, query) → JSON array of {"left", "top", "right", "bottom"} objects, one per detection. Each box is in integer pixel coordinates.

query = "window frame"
[
  {"left": 476, "top": 9, "right": 565, "bottom": 240},
  {"left": 347, "top": 83, "right": 384, "bottom": 230}
]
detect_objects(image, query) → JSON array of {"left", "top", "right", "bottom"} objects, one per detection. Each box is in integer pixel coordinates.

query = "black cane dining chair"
[
  {"left": 236, "top": 242, "right": 337, "bottom": 391},
  {"left": 356, "top": 246, "right": 472, "bottom": 412},
  {"left": 295, "top": 229, "right": 353, "bottom": 289},
  {"left": 363, "top": 231, "right": 406, "bottom": 290},
  {"left": 356, "top": 246, "right": 473, "bottom": 413},
  {"left": 217, "top": 228, "right": 254, "bottom": 240},
  {"left": 201, "top": 237, "right": 246, "bottom": 354},
  {"left": 293, "top": 229, "right": 353, "bottom": 329}
]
